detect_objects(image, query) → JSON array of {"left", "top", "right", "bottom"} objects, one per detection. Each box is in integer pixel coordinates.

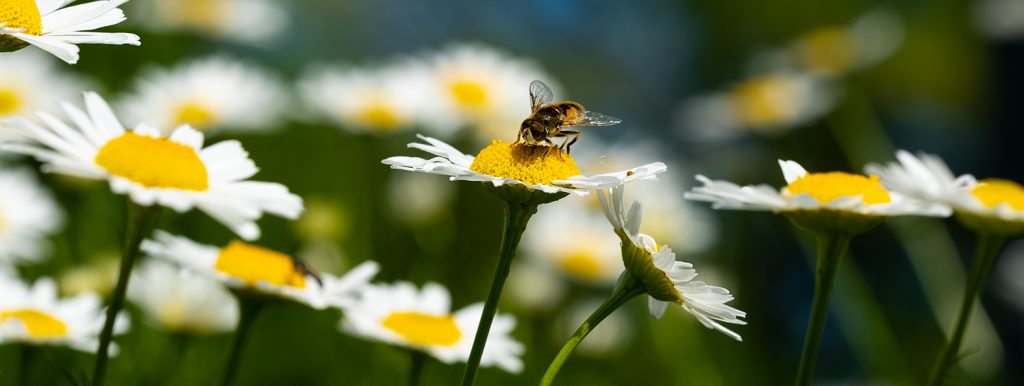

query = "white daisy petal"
[{"left": 0, "top": 0, "right": 138, "bottom": 64}]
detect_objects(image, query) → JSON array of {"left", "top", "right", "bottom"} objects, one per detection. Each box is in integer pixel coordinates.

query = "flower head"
[
  {"left": 768, "top": 10, "right": 904, "bottom": 77},
  {"left": 521, "top": 199, "right": 623, "bottom": 284},
  {"left": 0, "top": 167, "right": 62, "bottom": 265},
  {"left": 119, "top": 56, "right": 286, "bottom": 135},
  {"left": 0, "top": 50, "right": 86, "bottom": 124},
  {"left": 383, "top": 135, "right": 666, "bottom": 205},
  {"left": 1, "top": 92, "right": 302, "bottom": 240},
  {"left": 866, "top": 150, "right": 1024, "bottom": 235},
  {"left": 142, "top": 232, "right": 379, "bottom": 309},
  {"left": 135, "top": 0, "right": 286, "bottom": 44},
  {"left": 340, "top": 281, "right": 524, "bottom": 374},
  {"left": 600, "top": 185, "right": 746, "bottom": 341},
  {"left": 687, "top": 159, "right": 949, "bottom": 234},
  {"left": 0, "top": 0, "right": 140, "bottom": 64},
  {"left": 298, "top": 60, "right": 436, "bottom": 135},
  {"left": 0, "top": 274, "right": 127, "bottom": 352},
  {"left": 128, "top": 260, "right": 238, "bottom": 335}
]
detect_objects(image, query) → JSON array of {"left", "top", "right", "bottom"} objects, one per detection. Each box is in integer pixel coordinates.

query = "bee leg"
[
  {"left": 542, "top": 138, "right": 557, "bottom": 157},
  {"left": 559, "top": 130, "right": 580, "bottom": 154}
]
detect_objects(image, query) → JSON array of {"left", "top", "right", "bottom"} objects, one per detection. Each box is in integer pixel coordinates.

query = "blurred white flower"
[
  {"left": 58, "top": 254, "right": 118, "bottom": 297},
  {"left": 521, "top": 199, "right": 623, "bottom": 285},
  {"left": 387, "top": 171, "right": 455, "bottom": 224},
  {"left": 419, "top": 43, "right": 556, "bottom": 142},
  {"left": 142, "top": 232, "right": 379, "bottom": 310},
  {"left": 0, "top": 50, "right": 86, "bottom": 125},
  {"left": 0, "top": 0, "right": 140, "bottom": 64},
  {"left": 0, "top": 274, "right": 127, "bottom": 352},
  {"left": 119, "top": 56, "right": 287, "bottom": 135},
  {"left": 504, "top": 260, "right": 567, "bottom": 312},
  {"left": 0, "top": 167, "right": 63, "bottom": 265},
  {"left": 135, "top": 0, "right": 287, "bottom": 44},
  {"left": 298, "top": 60, "right": 437, "bottom": 135},
  {"left": 973, "top": 0, "right": 1024, "bottom": 40},
  {"left": 128, "top": 260, "right": 238, "bottom": 335},
  {"left": 678, "top": 71, "right": 838, "bottom": 140},
  {"left": 341, "top": 281, "right": 524, "bottom": 374}
]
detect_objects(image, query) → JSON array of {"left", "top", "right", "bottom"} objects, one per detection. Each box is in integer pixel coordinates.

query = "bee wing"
[
  {"left": 529, "top": 80, "right": 554, "bottom": 112},
  {"left": 574, "top": 111, "right": 622, "bottom": 127}
]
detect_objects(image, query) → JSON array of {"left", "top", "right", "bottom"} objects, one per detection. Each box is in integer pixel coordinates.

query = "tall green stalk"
[
  {"left": 794, "top": 232, "right": 851, "bottom": 386},
  {"left": 221, "top": 295, "right": 268, "bottom": 386},
  {"left": 408, "top": 350, "right": 427, "bottom": 386},
  {"left": 539, "top": 275, "right": 645, "bottom": 386},
  {"left": 91, "top": 203, "right": 162, "bottom": 386},
  {"left": 927, "top": 233, "right": 1006, "bottom": 386},
  {"left": 459, "top": 201, "right": 537, "bottom": 386}
]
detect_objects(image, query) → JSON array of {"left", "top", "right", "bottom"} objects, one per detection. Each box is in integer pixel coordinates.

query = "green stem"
[
  {"left": 539, "top": 275, "right": 645, "bottom": 386},
  {"left": 19, "top": 344, "right": 35, "bottom": 385},
  {"left": 459, "top": 201, "right": 537, "bottom": 386},
  {"left": 408, "top": 350, "right": 427, "bottom": 386},
  {"left": 221, "top": 295, "right": 267, "bottom": 386},
  {"left": 91, "top": 203, "right": 162, "bottom": 386},
  {"left": 794, "top": 232, "right": 851, "bottom": 386},
  {"left": 927, "top": 233, "right": 1007, "bottom": 386}
]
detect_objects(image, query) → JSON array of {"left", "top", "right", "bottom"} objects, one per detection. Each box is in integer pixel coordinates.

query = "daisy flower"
[
  {"left": 297, "top": 60, "right": 435, "bottom": 135},
  {"left": 866, "top": 150, "right": 1024, "bottom": 235},
  {"left": 419, "top": 43, "right": 555, "bottom": 142},
  {"left": 678, "top": 71, "right": 838, "bottom": 140},
  {"left": 686, "top": 159, "right": 949, "bottom": 234},
  {"left": 141, "top": 231, "right": 380, "bottom": 310},
  {"left": 135, "top": 0, "right": 287, "bottom": 44},
  {"left": 0, "top": 0, "right": 140, "bottom": 64},
  {"left": 866, "top": 150, "right": 1024, "bottom": 385},
  {"left": 521, "top": 199, "right": 623, "bottom": 284},
  {"left": 1, "top": 91, "right": 302, "bottom": 240},
  {"left": 0, "top": 167, "right": 63, "bottom": 265},
  {"left": 383, "top": 135, "right": 666, "bottom": 204},
  {"left": 599, "top": 184, "right": 746, "bottom": 340},
  {"left": 341, "top": 281, "right": 524, "bottom": 374},
  {"left": 119, "top": 56, "right": 287, "bottom": 135},
  {"left": 0, "top": 50, "right": 86, "bottom": 124},
  {"left": 128, "top": 260, "right": 238, "bottom": 335},
  {"left": 0, "top": 274, "right": 127, "bottom": 352}
]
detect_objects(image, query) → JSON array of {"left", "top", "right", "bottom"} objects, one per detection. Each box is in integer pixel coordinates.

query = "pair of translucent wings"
[{"left": 529, "top": 80, "right": 622, "bottom": 127}]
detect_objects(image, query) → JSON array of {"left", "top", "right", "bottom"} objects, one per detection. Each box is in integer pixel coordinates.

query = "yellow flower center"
[
  {"left": 0, "top": 88, "right": 21, "bottom": 115},
  {"left": 971, "top": 179, "right": 1024, "bottom": 210},
  {"left": 450, "top": 80, "right": 488, "bottom": 107},
  {"left": 731, "top": 75, "right": 800, "bottom": 127},
  {"left": 381, "top": 311, "right": 461, "bottom": 347},
  {"left": 799, "top": 27, "right": 857, "bottom": 75},
  {"left": 559, "top": 252, "right": 605, "bottom": 280},
  {"left": 356, "top": 103, "right": 402, "bottom": 131},
  {"left": 177, "top": 0, "right": 225, "bottom": 32},
  {"left": 95, "top": 132, "right": 210, "bottom": 191},
  {"left": 172, "top": 101, "right": 216, "bottom": 130},
  {"left": 0, "top": 0, "right": 42, "bottom": 36},
  {"left": 215, "top": 241, "right": 306, "bottom": 288},
  {"left": 0, "top": 309, "right": 68, "bottom": 339},
  {"left": 469, "top": 140, "right": 580, "bottom": 185},
  {"left": 785, "top": 172, "right": 891, "bottom": 205}
]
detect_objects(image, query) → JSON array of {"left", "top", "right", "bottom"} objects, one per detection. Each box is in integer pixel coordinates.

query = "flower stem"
[
  {"left": 927, "top": 233, "right": 1006, "bottom": 386},
  {"left": 794, "top": 231, "right": 851, "bottom": 386},
  {"left": 539, "top": 274, "right": 644, "bottom": 386},
  {"left": 221, "top": 294, "right": 267, "bottom": 386},
  {"left": 19, "top": 344, "right": 35, "bottom": 385},
  {"left": 408, "top": 350, "right": 427, "bottom": 386},
  {"left": 459, "top": 201, "right": 537, "bottom": 386},
  {"left": 91, "top": 203, "right": 162, "bottom": 386}
]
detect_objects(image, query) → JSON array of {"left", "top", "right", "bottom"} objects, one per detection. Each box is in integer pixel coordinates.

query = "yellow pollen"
[
  {"left": 469, "top": 140, "right": 580, "bottom": 185},
  {"left": 95, "top": 132, "right": 209, "bottom": 190},
  {"left": 972, "top": 179, "right": 1024, "bottom": 210},
  {"left": 215, "top": 241, "right": 306, "bottom": 288},
  {"left": 731, "top": 75, "right": 800, "bottom": 127},
  {"left": 381, "top": 312, "right": 461, "bottom": 347},
  {"left": 0, "top": 309, "right": 68, "bottom": 339},
  {"left": 560, "top": 252, "right": 605, "bottom": 280},
  {"left": 450, "top": 80, "right": 488, "bottom": 107},
  {"left": 0, "top": 0, "right": 42, "bottom": 36},
  {"left": 799, "top": 27, "right": 857, "bottom": 75},
  {"left": 356, "top": 103, "right": 402, "bottom": 131},
  {"left": 785, "top": 172, "right": 891, "bottom": 205},
  {"left": 172, "top": 102, "right": 216, "bottom": 130},
  {"left": 0, "top": 89, "right": 20, "bottom": 115}
]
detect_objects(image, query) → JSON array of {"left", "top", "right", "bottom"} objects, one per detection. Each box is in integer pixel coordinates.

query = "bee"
[{"left": 516, "top": 80, "right": 622, "bottom": 154}]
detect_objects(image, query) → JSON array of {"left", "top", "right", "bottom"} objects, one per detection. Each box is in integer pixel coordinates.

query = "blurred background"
[{"left": 2, "top": 0, "right": 1024, "bottom": 384}]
